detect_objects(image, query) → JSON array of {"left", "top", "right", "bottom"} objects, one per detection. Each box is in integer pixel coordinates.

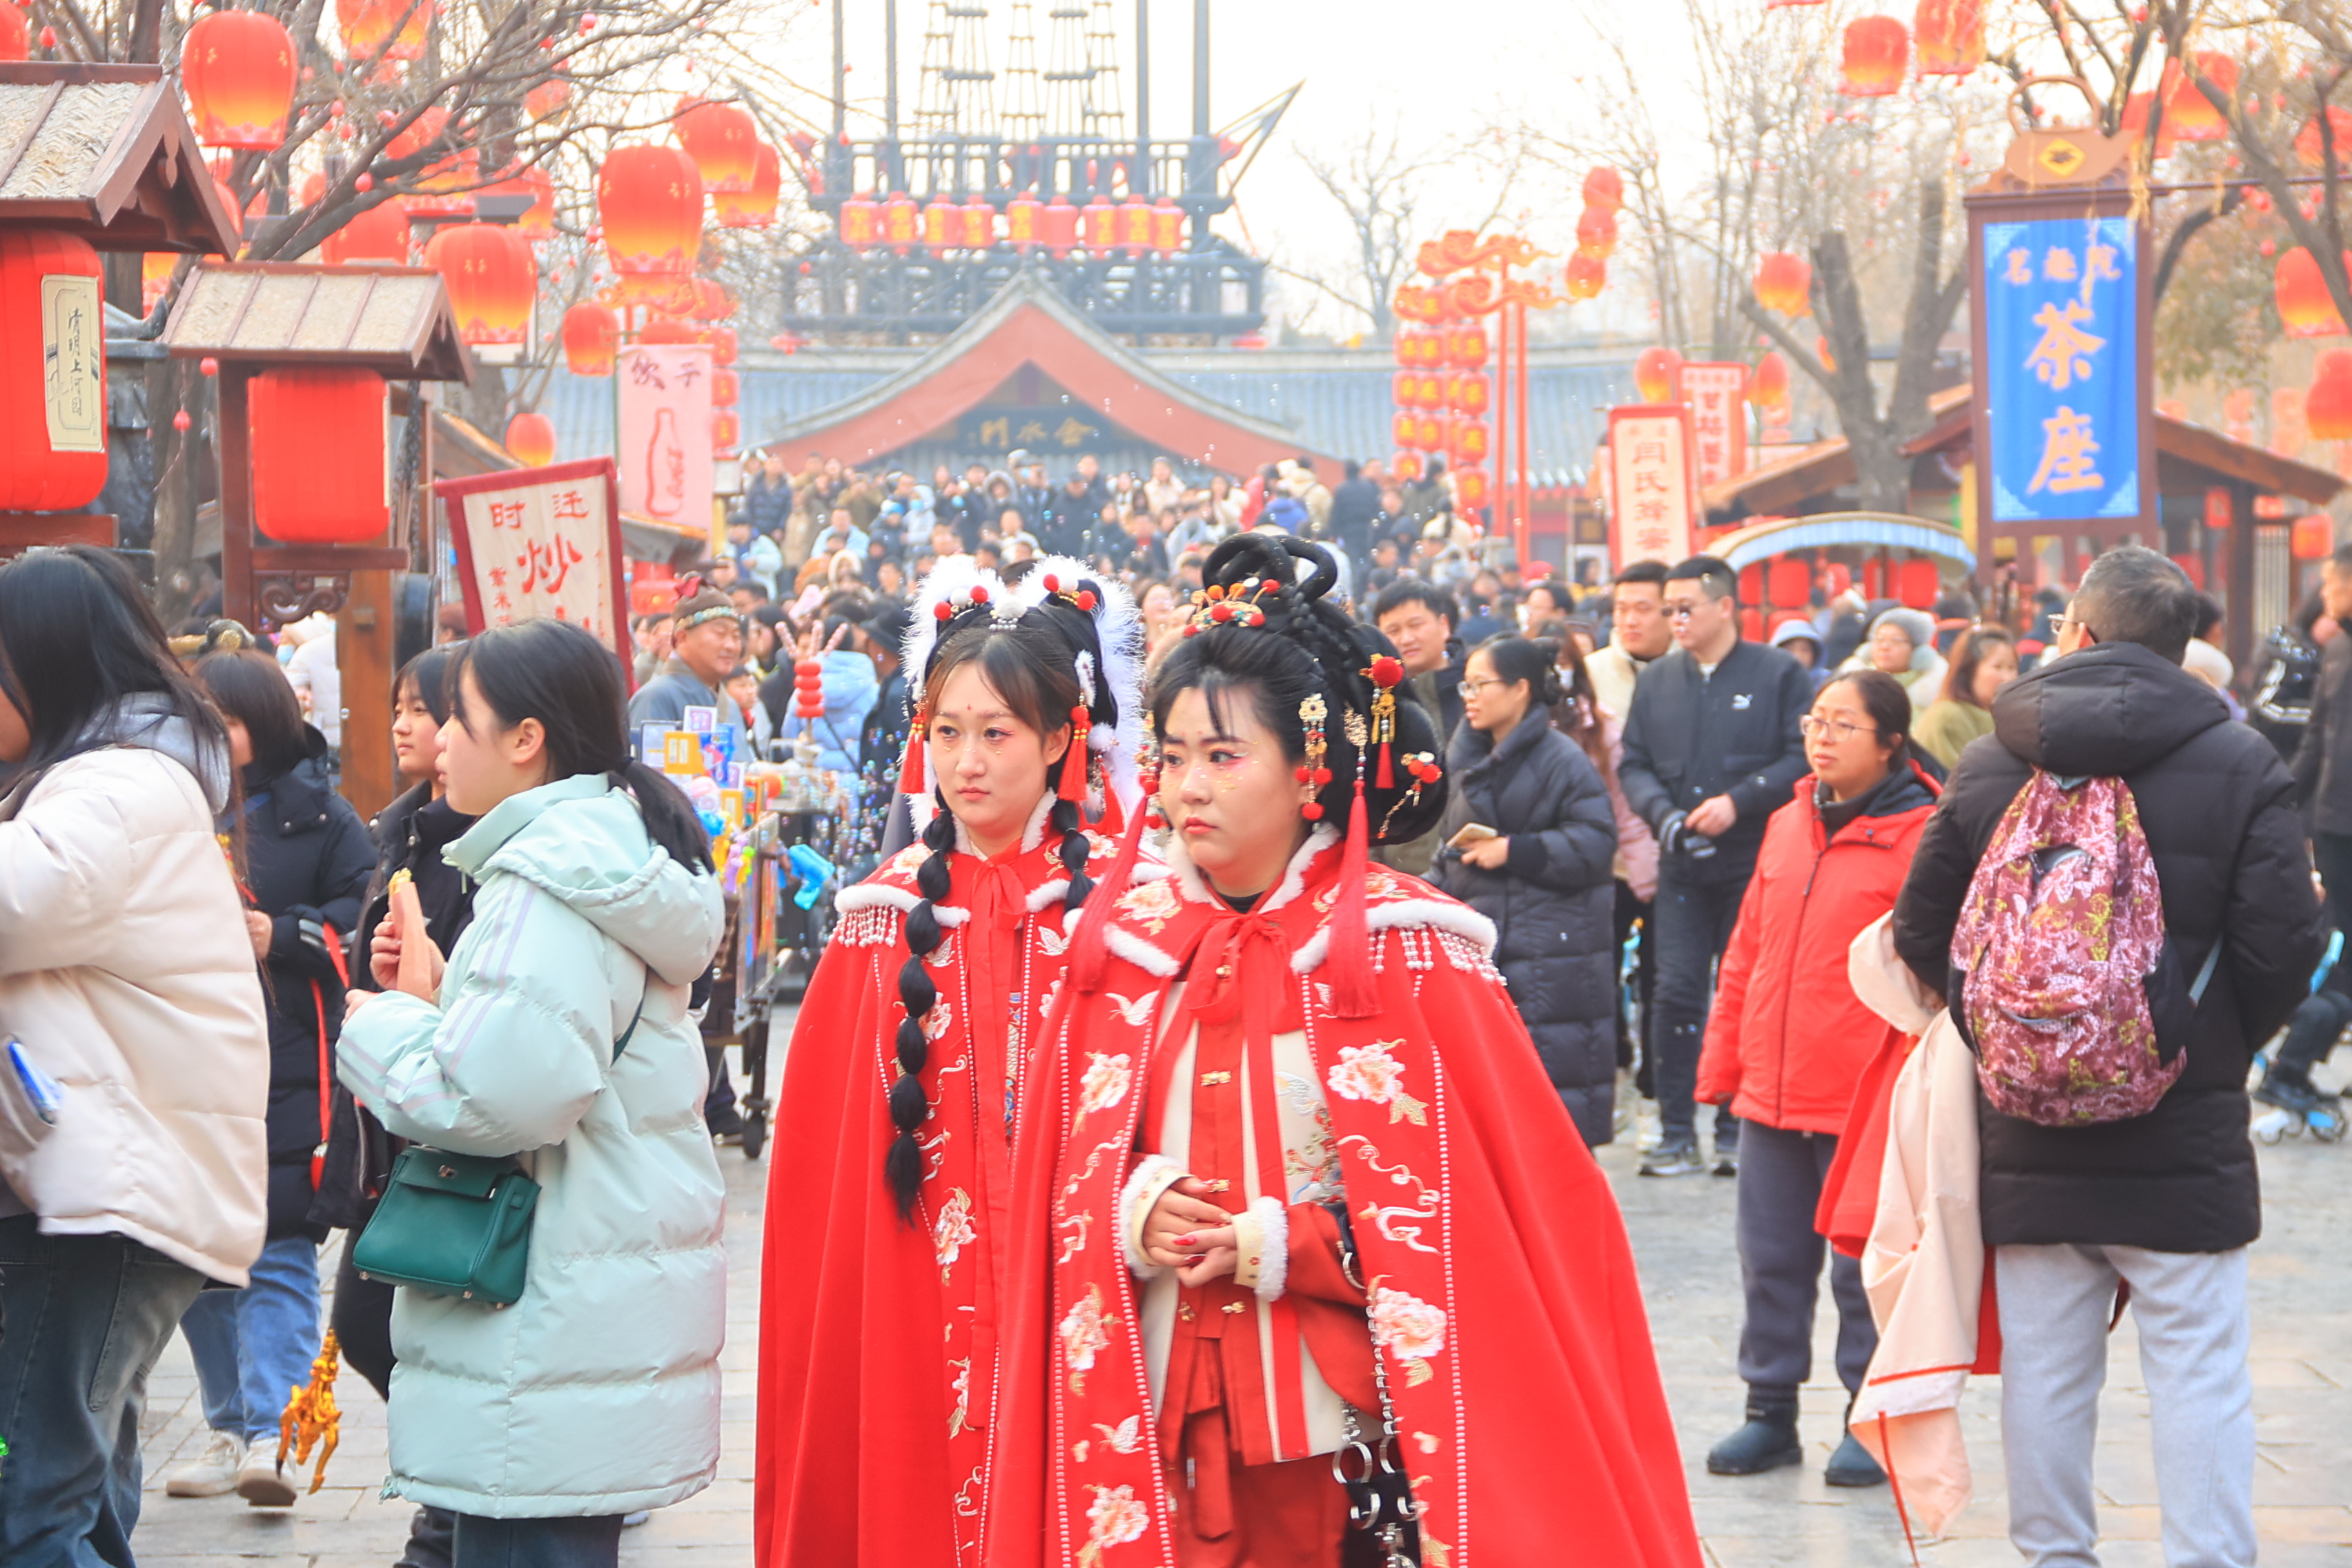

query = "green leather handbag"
[{"left": 349, "top": 991, "right": 644, "bottom": 1308}]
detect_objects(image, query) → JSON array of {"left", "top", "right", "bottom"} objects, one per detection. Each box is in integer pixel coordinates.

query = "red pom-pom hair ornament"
[
  {"left": 1366, "top": 654, "right": 1404, "bottom": 789},
  {"left": 932, "top": 600, "right": 954, "bottom": 621}
]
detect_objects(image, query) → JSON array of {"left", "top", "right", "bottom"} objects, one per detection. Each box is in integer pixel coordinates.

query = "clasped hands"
[
  {"left": 1141, "top": 1175, "right": 1242, "bottom": 1287},
  {"left": 343, "top": 913, "right": 447, "bottom": 1020}
]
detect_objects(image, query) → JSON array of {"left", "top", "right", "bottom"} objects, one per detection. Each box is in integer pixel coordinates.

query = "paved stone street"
[{"left": 130, "top": 1036, "right": 2351, "bottom": 1568}]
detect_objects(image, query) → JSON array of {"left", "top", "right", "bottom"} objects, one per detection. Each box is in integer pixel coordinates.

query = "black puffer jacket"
[
  {"left": 1892, "top": 641, "right": 2324, "bottom": 1253},
  {"left": 1618, "top": 637, "right": 1814, "bottom": 886},
  {"left": 237, "top": 737, "right": 378, "bottom": 1240},
  {"left": 1433, "top": 709, "right": 1620, "bottom": 1144}
]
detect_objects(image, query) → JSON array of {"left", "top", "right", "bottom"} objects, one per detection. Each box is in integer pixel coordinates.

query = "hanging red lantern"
[
  {"left": 1151, "top": 197, "right": 1184, "bottom": 255},
  {"left": 1420, "top": 373, "right": 1451, "bottom": 411},
  {"left": 0, "top": 4, "right": 25, "bottom": 61},
  {"left": 598, "top": 144, "right": 703, "bottom": 276},
  {"left": 1575, "top": 206, "right": 1618, "bottom": 259},
  {"left": 1041, "top": 194, "right": 1079, "bottom": 257},
  {"left": 248, "top": 368, "right": 387, "bottom": 543},
  {"left": 961, "top": 195, "right": 995, "bottom": 250},
  {"left": 142, "top": 251, "right": 177, "bottom": 311},
  {"left": 504, "top": 411, "right": 556, "bottom": 467},
  {"left": 1007, "top": 192, "right": 1041, "bottom": 251},
  {"left": 2295, "top": 107, "right": 2352, "bottom": 169},
  {"left": 1753, "top": 251, "right": 1811, "bottom": 315},
  {"left": 1451, "top": 374, "right": 1490, "bottom": 415},
  {"left": 391, "top": 107, "right": 478, "bottom": 216},
  {"left": 1840, "top": 17, "right": 1908, "bottom": 97},
  {"left": 320, "top": 198, "right": 409, "bottom": 264},
  {"left": 1456, "top": 421, "right": 1491, "bottom": 464},
  {"left": 883, "top": 190, "right": 919, "bottom": 254},
  {"left": 562, "top": 302, "right": 618, "bottom": 375},
  {"left": 525, "top": 66, "right": 570, "bottom": 124},
  {"left": 715, "top": 141, "right": 781, "bottom": 229},
  {"left": 922, "top": 196, "right": 957, "bottom": 251},
  {"left": 1752, "top": 350, "right": 1791, "bottom": 411},
  {"left": 2119, "top": 92, "right": 2177, "bottom": 157},
  {"left": 839, "top": 190, "right": 879, "bottom": 249},
  {"left": 1080, "top": 191, "right": 1119, "bottom": 251},
  {"left": 711, "top": 369, "right": 740, "bottom": 407},
  {"left": 673, "top": 96, "right": 758, "bottom": 194},
  {"left": 1564, "top": 251, "right": 1606, "bottom": 301},
  {"left": 1635, "top": 345, "right": 1683, "bottom": 403},
  {"left": 2293, "top": 514, "right": 2335, "bottom": 560},
  {"left": 1391, "top": 371, "right": 1417, "bottom": 406},
  {"left": 637, "top": 315, "right": 700, "bottom": 345},
  {"left": 1911, "top": 0, "right": 1982, "bottom": 76},
  {"left": 2307, "top": 350, "right": 2352, "bottom": 442},
  {"left": 182, "top": 9, "right": 297, "bottom": 151},
  {"left": 1456, "top": 468, "right": 1491, "bottom": 510},
  {"left": 707, "top": 326, "right": 737, "bottom": 366},
  {"left": 1119, "top": 195, "right": 1153, "bottom": 253},
  {"left": 0, "top": 231, "right": 108, "bottom": 511},
  {"left": 424, "top": 224, "right": 536, "bottom": 346},
  {"left": 1392, "top": 410, "right": 1418, "bottom": 449},
  {"left": 2159, "top": 52, "right": 2237, "bottom": 141},
  {"left": 1392, "top": 451, "right": 1422, "bottom": 482},
  {"left": 712, "top": 410, "right": 740, "bottom": 453},
  {"left": 1448, "top": 326, "right": 1489, "bottom": 369},
  {"left": 1415, "top": 413, "right": 1442, "bottom": 451},
  {"left": 336, "top": 0, "right": 431, "bottom": 60},
  {"left": 2276, "top": 247, "right": 2351, "bottom": 337},
  {"left": 1582, "top": 166, "right": 1623, "bottom": 214}
]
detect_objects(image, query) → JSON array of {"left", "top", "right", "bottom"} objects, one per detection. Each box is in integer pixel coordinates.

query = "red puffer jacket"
[{"left": 1697, "top": 763, "right": 1940, "bottom": 1133}]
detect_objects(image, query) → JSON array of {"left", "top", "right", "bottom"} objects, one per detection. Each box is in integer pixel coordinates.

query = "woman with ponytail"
[
  {"left": 337, "top": 618, "right": 728, "bottom": 1566},
  {"left": 754, "top": 556, "right": 1153, "bottom": 1568},
  {"left": 988, "top": 536, "right": 1701, "bottom": 1568}
]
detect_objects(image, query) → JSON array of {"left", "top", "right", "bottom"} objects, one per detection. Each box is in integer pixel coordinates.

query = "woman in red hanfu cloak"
[
  {"left": 754, "top": 555, "right": 1160, "bottom": 1567},
  {"left": 987, "top": 536, "right": 1702, "bottom": 1568}
]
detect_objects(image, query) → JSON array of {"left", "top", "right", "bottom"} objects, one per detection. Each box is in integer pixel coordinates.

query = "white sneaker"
[
  {"left": 237, "top": 1443, "right": 298, "bottom": 1507},
  {"left": 164, "top": 1430, "right": 246, "bottom": 1498}
]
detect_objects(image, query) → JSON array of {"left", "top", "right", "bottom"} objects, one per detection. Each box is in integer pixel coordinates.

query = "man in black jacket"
[
  {"left": 1369, "top": 578, "right": 1467, "bottom": 879},
  {"left": 1619, "top": 556, "right": 1812, "bottom": 1177},
  {"left": 1326, "top": 458, "right": 1382, "bottom": 574},
  {"left": 1891, "top": 547, "right": 2321, "bottom": 1568}
]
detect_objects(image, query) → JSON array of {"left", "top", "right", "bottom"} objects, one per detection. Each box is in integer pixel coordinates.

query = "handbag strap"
[{"left": 611, "top": 969, "right": 649, "bottom": 1064}]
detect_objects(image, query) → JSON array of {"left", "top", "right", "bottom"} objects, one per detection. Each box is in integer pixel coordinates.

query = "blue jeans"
[
  {"left": 0, "top": 1215, "right": 205, "bottom": 1568},
  {"left": 451, "top": 1513, "right": 623, "bottom": 1568},
  {"left": 178, "top": 1233, "right": 322, "bottom": 1443}
]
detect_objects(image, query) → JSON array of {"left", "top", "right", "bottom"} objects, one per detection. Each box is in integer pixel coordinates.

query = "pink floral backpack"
[{"left": 1948, "top": 772, "right": 2217, "bottom": 1126}]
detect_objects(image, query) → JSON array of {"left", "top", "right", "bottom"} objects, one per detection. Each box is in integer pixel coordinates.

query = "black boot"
[
  {"left": 1823, "top": 1401, "right": 1887, "bottom": 1487},
  {"left": 1706, "top": 1384, "right": 1803, "bottom": 1476}
]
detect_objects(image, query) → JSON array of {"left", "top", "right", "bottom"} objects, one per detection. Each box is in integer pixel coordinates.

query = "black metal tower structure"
[{"left": 779, "top": 0, "right": 1293, "bottom": 343}]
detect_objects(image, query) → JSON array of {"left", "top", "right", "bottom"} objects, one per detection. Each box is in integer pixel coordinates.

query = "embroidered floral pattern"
[
  {"left": 1369, "top": 1280, "right": 1447, "bottom": 1386},
  {"left": 1039, "top": 975, "right": 1065, "bottom": 1022},
  {"left": 947, "top": 1356, "right": 972, "bottom": 1436},
  {"left": 922, "top": 999, "right": 956, "bottom": 1043},
  {"left": 1279, "top": 1075, "right": 1343, "bottom": 1204},
  {"left": 1076, "top": 1484, "right": 1150, "bottom": 1565},
  {"left": 932, "top": 1187, "right": 977, "bottom": 1273},
  {"left": 1327, "top": 1040, "right": 1429, "bottom": 1126},
  {"left": 1079, "top": 1052, "right": 1133, "bottom": 1117},
  {"left": 1059, "top": 1284, "right": 1113, "bottom": 1393},
  {"left": 1115, "top": 876, "right": 1181, "bottom": 933}
]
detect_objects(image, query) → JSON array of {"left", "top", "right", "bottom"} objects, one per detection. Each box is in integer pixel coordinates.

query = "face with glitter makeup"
[
  {"left": 1156, "top": 685, "right": 1317, "bottom": 900},
  {"left": 928, "top": 661, "right": 1070, "bottom": 859}
]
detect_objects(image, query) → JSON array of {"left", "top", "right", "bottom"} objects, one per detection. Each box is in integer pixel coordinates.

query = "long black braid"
[{"left": 884, "top": 802, "right": 960, "bottom": 1219}]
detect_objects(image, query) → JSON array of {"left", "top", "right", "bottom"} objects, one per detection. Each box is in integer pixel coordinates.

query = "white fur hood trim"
[
  {"left": 832, "top": 881, "right": 971, "bottom": 926},
  {"left": 1289, "top": 897, "right": 1498, "bottom": 975}
]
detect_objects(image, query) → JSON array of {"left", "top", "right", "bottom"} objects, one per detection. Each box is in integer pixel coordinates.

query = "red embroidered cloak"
[
  {"left": 986, "top": 836, "right": 1703, "bottom": 1568},
  {"left": 754, "top": 827, "right": 1159, "bottom": 1567}
]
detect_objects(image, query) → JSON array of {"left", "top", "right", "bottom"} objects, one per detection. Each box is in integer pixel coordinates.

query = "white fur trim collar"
[
  {"left": 832, "top": 881, "right": 971, "bottom": 925},
  {"left": 1167, "top": 825, "right": 1340, "bottom": 912},
  {"left": 1288, "top": 896, "right": 1498, "bottom": 974}
]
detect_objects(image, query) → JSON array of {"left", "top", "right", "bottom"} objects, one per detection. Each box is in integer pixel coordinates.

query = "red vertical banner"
[
  {"left": 1675, "top": 361, "right": 1750, "bottom": 489},
  {"left": 1607, "top": 405, "right": 1698, "bottom": 568}
]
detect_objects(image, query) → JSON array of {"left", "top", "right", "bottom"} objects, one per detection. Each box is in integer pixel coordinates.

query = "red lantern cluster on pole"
[
  {"left": 839, "top": 191, "right": 879, "bottom": 249},
  {"left": 1567, "top": 166, "right": 1618, "bottom": 304},
  {"left": 2276, "top": 247, "right": 2351, "bottom": 337},
  {"left": 424, "top": 223, "right": 536, "bottom": 345},
  {"left": 962, "top": 195, "right": 997, "bottom": 250},
  {"left": 561, "top": 302, "right": 618, "bottom": 375},
  {"left": 673, "top": 97, "right": 758, "bottom": 193},
  {"left": 792, "top": 658, "right": 825, "bottom": 721},
  {"left": 1911, "top": 0, "right": 1982, "bottom": 77},
  {"left": 504, "top": 411, "right": 556, "bottom": 467},
  {"left": 883, "top": 190, "right": 919, "bottom": 254},
  {"left": 249, "top": 368, "right": 388, "bottom": 543},
  {"left": 1840, "top": 17, "right": 1909, "bottom": 97},
  {"left": 711, "top": 369, "right": 739, "bottom": 408},
  {"left": 1635, "top": 346, "right": 1683, "bottom": 404},
  {"left": 1041, "top": 195, "right": 1078, "bottom": 257},
  {"left": 0, "top": 231, "right": 109, "bottom": 511},
  {"left": 1574, "top": 206, "right": 1618, "bottom": 259},
  {"left": 1563, "top": 251, "right": 1605, "bottom": 300},
  {"left": 598, "top": 144, "right": 703, "bottom": 277},
  {"left": 1753, "top": 251, "right": 1811, "bottom": 315},
  {"left": 2309, "top": 349, "right": 2352, "bottom": 442},
  {"left": 182, "top": 9, "right": 297, "bottom": 151}
]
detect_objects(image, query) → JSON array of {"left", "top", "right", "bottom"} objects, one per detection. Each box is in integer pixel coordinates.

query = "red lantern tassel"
[
  {"left": 1059, "top": 707, "right": 1092, "bottom": 803},
  {"left": 1329, "top": 781, "right": 1378, "bottom": 1019},
  {"left": 898, "top": 734, "right": 927, "bottom": 796},
  {"left": 1070, "top": 798, "right": 1151, "bottom": 994},
  {"left": 1375, "top": 739, "right": 1394, "bottom": 792}
]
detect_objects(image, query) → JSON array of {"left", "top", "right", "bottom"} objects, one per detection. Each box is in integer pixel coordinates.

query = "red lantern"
[
  {"left": 1456, "top": 468, "right": 1491, "bottom": 509},
  {"left": 1840, "top": 17, "right": 1908, "bottom": 97},
  {"left": 2307, "top": 350, "right": 2352, "bottom": 442},
  {"left": 686, "top": 277, "right": 732, "bottom": 320},
  {"left": 320, "top": 198, "right": 409, "bottom": 264},
  {"left": 599, "top": 144, "right": 703, "bottom": 277},
  {"left": 1007, "top": 192, "right": 1041, "bottom": 250},
  {"left": 562, "top": 302, "right": 617, "bottom": 374},
  {"left": 2293, "top": 514, "right": 2335, "bottom": 560},
  {"left": 1392, "top": 410, "right": 1418, "bottom": 449},
  {"left": 1415, "top": 413, "right": 1442, "bottom": 451},
  {"left": 1041, "top": 195, "right": 1078, "bottom": 257},
  {"left": 961, "top": 196, "right": 995, "bottom": 251},
  {"left": 2159, "top": 52, "right": 2237, "bottom": 141},
  {"left": 839, "top": 191, "right": 879, "bottom": 249},
  {"left": 922, "top": 197, "right": 957, "bottom": 251},
  {"left": 1575, "top": 206, "right": 1618, "bottom": 259},
  {"left": 2276, "top": 247, "right": 2351, "bottom": 337},
  {"left": 2295, "top": 107, "right": 2352, "bottom": 170},
  {"left": 1080, "top": 192, "right": 1119, "bottom": 251},
  {"left": 1582, "top": 166, "right": 1623, "bottom": 214},
  {"left": 712, "top": 369, "right": 740, "bottom": 407},
  {"left": 141, "top": 251, "right": 176, "bottom": 311},
  {"left": 1456, "top": 421, "right": 1491, "bottom": 464},
  {"left": 336, "top": 0, "right": 431, "bottom": 60},
  {"left": 0, "top": 4, "right": 25, "bottom": 61},
  {"left": 2119, "top": 92, "right": 2176, "bottom": 157},
  {"left": 1753, "top": 251, "right": 1811, "bottom": 315},
  {"left": 1634, "top": 346, "right": 1683, "bottom": 404},
  {"left": 1151, "top": 197, "right": 1184, "bottom": 255},
  {"left": 248, "top": 368, "right": 386, "bottom": 543},
  {"left": 707, "top": 326, "right": 737, "bottom": 366},
  {"left": 1752, "top": 350, "right": 1791, "bottom": 411},
  {"left": 1911, "top": 0, "right": 1982, "bottom": 76},
  {"left": 389, "top": 107, "right": 476, "bottom": 215},
  {"left": 424, "top": 224, "right": 535, "bottom": 346},
  {"left": 1448, "top": 326, "right": 1489, "bottom": 369},
  {"left": 1119, "top": 195, "right": 1153, "bottom": 253},
  {"left": 712, "top": 410, "right": 740, "bottom": 453},
  {"left": 673, "top": 96, "right": 758, "bottom": 194},
  {"left": 525, "top": 67, "right": 570, "bottom": 124},
  {"left": 1392, "top": 451, "right": 1422, "bottom": 482},
  {"left": 714, "top": 141, "right": 781, "bottom": 230},
  {"left": 1391, "top": 371, "right": 1418, "bottom": 406},
  {"left": 637, "top": 316, "right": 700, "bottom": 345},
  {"left": 182, "top": 10, "right": 296, "bottom": 151},
  {"left": 883, "top": 191, "right": 918, "bottom": 254},
  {"left": 504, "top": 411, "right": 556, "bottom": 467},
  {"left": 0, "top": 231, "right": 108, "bottom": 511},
  {"left": 1451, "top": 374, "right": 1490, "bottom": 415},
  {"left": 1564, "top": 251, "right": 1606, "bottom": 300}
]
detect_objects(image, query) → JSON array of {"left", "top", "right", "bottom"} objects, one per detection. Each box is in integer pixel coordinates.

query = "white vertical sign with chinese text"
[
  {"left": 1606, "top": 406, "right": 1697, "bottom": 569},
  {"left": 1675, "top": 362, "right": 1749, "bottom": 489},
  {"left": 616, "top": 345, "right": 715, "bottom": 526},
  {"left": 440, "top": 458, "right": 629, "bottom": 659}
]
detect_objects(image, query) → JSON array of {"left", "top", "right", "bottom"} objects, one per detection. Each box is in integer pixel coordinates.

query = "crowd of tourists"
[{"left": 0, "top": 446, "right": 2334, "bottom": 1568}]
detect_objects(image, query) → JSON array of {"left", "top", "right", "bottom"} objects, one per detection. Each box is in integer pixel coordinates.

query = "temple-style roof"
[
  {"left": 0, "top": 63, "right": 237, "bottom": 253},
  {"left": 162, "top": 263, "right": 474, "bottom": 382}
]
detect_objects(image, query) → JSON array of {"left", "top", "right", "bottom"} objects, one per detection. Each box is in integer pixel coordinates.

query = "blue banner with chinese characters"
[{"left": 1983, "top": 214, "right": 2142, "bottom": 524}]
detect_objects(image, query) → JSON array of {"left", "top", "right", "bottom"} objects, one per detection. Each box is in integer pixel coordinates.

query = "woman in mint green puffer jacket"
[{"left": 340, "top": 620, "right": 727, "bottom": 1567}]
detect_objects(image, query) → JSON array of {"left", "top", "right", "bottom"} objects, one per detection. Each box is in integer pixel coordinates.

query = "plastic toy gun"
[{"left": 786, "top": 843, "right": 836, "bottom": 911}]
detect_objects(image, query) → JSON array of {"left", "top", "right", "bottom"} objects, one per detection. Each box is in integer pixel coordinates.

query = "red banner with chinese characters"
[
  {"left": 1606, "top": 406, "right": 1697, "bottom": 568},
  {"left": 436, "top": 458, "right": 629, "bottom": 661},
  {"left": 616, "top": 344, "right": 715, "bottom": 529},
  {"left": 1674, "top": 362, "right": 1750, "bottom": 488}
]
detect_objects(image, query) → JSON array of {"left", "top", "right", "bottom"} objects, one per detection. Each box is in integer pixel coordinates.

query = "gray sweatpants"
[
  {"left": 1996, "top": 1244, "right": 2255, "bottom": 1568},
  {"left": 1734, "top": 1121, "right": 1876, "bottom": 1394}
]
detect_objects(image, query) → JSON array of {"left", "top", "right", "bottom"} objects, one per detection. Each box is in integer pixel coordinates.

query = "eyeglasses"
[
  {"left": 1457, "top": 677, "right": 1511, "bottom": 698},
  {"left": 1663, "top": 602, "right": 1705, "bottom": 620},
  {"left": 1799, "top": 715, "right": 1882, "bottom": 743},
  {"left": 2047, "top": 614, "right": 2084, "bottom": 637}
]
